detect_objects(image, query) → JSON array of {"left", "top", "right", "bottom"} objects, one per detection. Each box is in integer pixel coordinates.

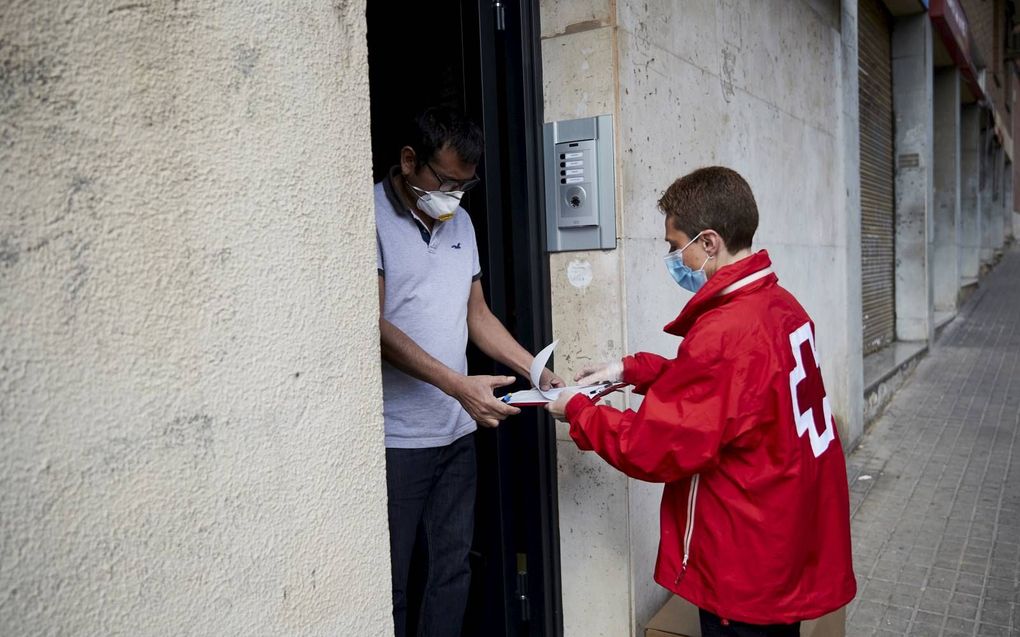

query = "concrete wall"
[
  {"left": 0, "top": 2, "right": 391, "bottom": 635},
  {"left": 1008, "top": 160, "right": 1019, "bottom": 239},
  {"left": 995, "top": 148, "right": 1010, "bottom": 244},
  {"left": 838, "top": 0, "right": 866, "bottom": 439},
  {"left": 541, "top": 5, "right": 634, "bottom": 635},
  {"left": 980, "top": 130, "right": 999, "bottom": 263},
  {"left": 932, "top": 68, "right": 961, "bottom": 313},
  {"left": 1014, "top": 78, "right": 1020, "bottom": 235},
  {"left": 891, "top": 14, "right": 934, "bottom": 343},
  {"left": 540, "top": 1, "right": 856, "bottom": 634},
  {"left": 960, "top": 105, "right": 983, "bottom": 284},
  {"left": 1004, "top": 159, "right": 1015, "bottom": 241}
]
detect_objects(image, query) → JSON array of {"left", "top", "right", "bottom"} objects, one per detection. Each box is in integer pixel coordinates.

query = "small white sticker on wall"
[{"left": 567, "top": 260, "right": 593, "bottom": 289}]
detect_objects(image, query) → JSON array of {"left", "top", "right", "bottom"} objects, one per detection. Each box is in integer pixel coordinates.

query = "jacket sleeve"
[
  {"left": 566, "top": 340, "right": 775, "bottom": 483},
  {"left": 622, "top": 352, "right": 671, "bottom": 395}
]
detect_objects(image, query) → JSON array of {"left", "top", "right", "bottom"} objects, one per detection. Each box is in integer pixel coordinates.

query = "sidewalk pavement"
[{"left": 844, "top": 244, "right": 1020, "bottom": 636}]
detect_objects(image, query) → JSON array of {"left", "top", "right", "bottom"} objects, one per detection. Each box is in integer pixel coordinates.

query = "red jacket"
[{"left": 565, "top": 251, "right": 856, "bottom": 624}]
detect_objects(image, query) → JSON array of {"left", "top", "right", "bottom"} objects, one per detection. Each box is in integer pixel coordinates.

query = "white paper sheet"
[
  {"left": 529, "top": 340, "right": 560, "bottom": 400},
  {"left": 499, "top": 384, "right": 621, "bottom": 406},
  {"left": 499, "top": 340, "right": 624, "bottom": 406}
]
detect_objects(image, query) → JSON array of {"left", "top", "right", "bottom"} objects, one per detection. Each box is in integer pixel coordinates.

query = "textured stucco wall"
[
  {"left": 0, "top": 2, "right": 391, "bottom": 635},
  {"left": 540, "top": 1, "right": 857, "bottom": 635}
]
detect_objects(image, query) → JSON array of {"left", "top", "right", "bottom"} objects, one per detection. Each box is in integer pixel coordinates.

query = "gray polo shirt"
[{"left": 376, "top": 169, "right": 482, "bottom": 449}]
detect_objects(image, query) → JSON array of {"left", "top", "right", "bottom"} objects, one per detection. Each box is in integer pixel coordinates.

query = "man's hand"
[
  {"left": 574, "top": 360, "right": 624, "bottom": 386},
  {"left": 546, "top": 389, "right": 580, "bottom": 422},
  {"left": 449, "top": 374, "right": 521, "bottom": 428},
  {"left": 539, "top": 368, "right": 566, "bottom": 391}
]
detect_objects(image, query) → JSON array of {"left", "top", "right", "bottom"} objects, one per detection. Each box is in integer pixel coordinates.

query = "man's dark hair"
[
  {"left": 658, "top": 166, "right": 759, "bottom": 251},
  {"left": 409, "top": 106, "right": 484, "bottom": 167}
]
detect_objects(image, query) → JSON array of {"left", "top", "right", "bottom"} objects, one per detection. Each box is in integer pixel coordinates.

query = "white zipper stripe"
[{"left": 682, "top": 474, "right": 700, "bottom": 567}]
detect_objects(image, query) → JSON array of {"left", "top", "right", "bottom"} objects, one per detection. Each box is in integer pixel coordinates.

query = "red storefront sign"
[{"left": 930, "top": 0, "right": 985, "bottom": 101}]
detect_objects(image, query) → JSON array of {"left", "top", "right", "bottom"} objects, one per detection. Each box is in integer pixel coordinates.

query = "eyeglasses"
[{"left": 425, "top": 162, "right": 480, "bottom": 193}]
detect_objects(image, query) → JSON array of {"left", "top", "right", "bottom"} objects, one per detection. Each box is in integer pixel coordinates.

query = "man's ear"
[
  {"left": 702, "top": 229, "right": 723, "bottom": 256},
  {"left": 399, "top": 146, "right": 417, "bottom": 177}
]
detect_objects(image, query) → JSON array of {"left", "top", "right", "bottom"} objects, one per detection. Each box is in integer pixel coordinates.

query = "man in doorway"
[
  {"left": 547, "top": 167, "right": 856, "bottom": 636},
  {"left": 376, "top": 105, "right": 563, "bottom": 637}
]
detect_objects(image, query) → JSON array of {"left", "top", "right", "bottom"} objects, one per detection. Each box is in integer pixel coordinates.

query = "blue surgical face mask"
[{"left": 663, "top": 232, "right": 713, "bottom": 293}]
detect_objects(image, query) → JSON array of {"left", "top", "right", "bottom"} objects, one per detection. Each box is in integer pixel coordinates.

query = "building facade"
[
  {"left": 544, "top": 0, "right": 1017, "bottom": 633},
  {"left": 543, "top": 1, "right": 860, "bottom": 633},
  {"left": 2, "top": 0, "right": 1016, "bottom": 636}
]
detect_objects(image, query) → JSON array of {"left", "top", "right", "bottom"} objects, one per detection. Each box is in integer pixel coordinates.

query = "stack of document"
[{"left": 498, "top": 340, "right": 625, "bottom": 406}]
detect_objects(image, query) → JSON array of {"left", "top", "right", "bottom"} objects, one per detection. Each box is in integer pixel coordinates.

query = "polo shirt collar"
[{"left": 385, "top": 166, "right": 436, "bottom": 244}]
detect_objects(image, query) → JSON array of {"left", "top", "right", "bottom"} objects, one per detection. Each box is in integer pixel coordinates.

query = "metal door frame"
[{"left": 463, "top": 0, "right": 563, "bottom": 634}]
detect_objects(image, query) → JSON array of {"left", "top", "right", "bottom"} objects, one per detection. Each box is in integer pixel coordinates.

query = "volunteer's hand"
[
  {"left": 539, "top": 368, "right": 566, "bottom": 391},
  {"left": 546, "top": 389, "right": 580, "bottom": 422},
  {"left": 450, "top": 374, "right": 520, "bottom": 428},
  {"left": 574, "top": 359, "right": 624, "bottom": 386}
]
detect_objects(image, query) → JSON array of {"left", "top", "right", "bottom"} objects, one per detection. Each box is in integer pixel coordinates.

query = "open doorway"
[{"left": 366, "top": 2, "right": 562, "bottom": 635}]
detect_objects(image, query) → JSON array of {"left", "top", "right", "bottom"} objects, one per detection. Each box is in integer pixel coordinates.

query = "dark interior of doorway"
[{"left": 366, "top": 2, "right": 562, "bottom": 635}]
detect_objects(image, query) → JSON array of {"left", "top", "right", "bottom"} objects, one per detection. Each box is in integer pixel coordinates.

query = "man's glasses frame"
[{"left": 425, "top": 162, "right": 480, "bottom": 193}]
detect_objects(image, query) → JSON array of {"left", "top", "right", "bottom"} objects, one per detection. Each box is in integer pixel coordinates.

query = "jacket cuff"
[
  {"left": 566, "top": 394, "right": 595, "bottom": 451},
  {"left": 621, "top": 355, "right": 638, "bottom": 385}
]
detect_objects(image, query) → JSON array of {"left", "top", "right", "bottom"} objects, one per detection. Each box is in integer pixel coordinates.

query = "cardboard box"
[{"left": 645, "top": 596, "right": 846, "bottom": 637}]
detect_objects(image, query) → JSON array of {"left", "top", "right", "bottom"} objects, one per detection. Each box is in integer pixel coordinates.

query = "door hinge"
[
  {"left": 516, "top": 552, "right": 531, "bottom": 622},
  {"left": 494, "top": 0, "right": 506, "bottom": 31}
]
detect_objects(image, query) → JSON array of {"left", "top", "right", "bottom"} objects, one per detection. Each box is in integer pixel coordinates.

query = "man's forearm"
[
  {"left": 467, "top": 309, "right": 534, "bottom": 378},
  {"left": 380, "top": 318, "right": 462, "bottom": 395}
]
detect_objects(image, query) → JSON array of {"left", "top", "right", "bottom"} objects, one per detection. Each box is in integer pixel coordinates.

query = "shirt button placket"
[{"left": 428, "top": 224, "right": 440, "bottom": 254}]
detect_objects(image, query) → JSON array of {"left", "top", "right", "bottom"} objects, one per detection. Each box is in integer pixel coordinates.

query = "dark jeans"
[
  {"left": 700, "top": 609, "right": 801, "bottom": 637},
  {"left": 387, "top": 434, "right": 476, "bottom": 637}
]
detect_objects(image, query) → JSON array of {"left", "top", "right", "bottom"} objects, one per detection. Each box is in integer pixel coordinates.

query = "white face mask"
[{"left": 408, "top": 184, "right": 463, "bottom": 222}]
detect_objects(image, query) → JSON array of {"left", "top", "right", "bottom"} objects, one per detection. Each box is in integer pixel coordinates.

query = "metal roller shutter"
[{"left": 858, "top": 0, "right": 896, "bottom": 354}]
